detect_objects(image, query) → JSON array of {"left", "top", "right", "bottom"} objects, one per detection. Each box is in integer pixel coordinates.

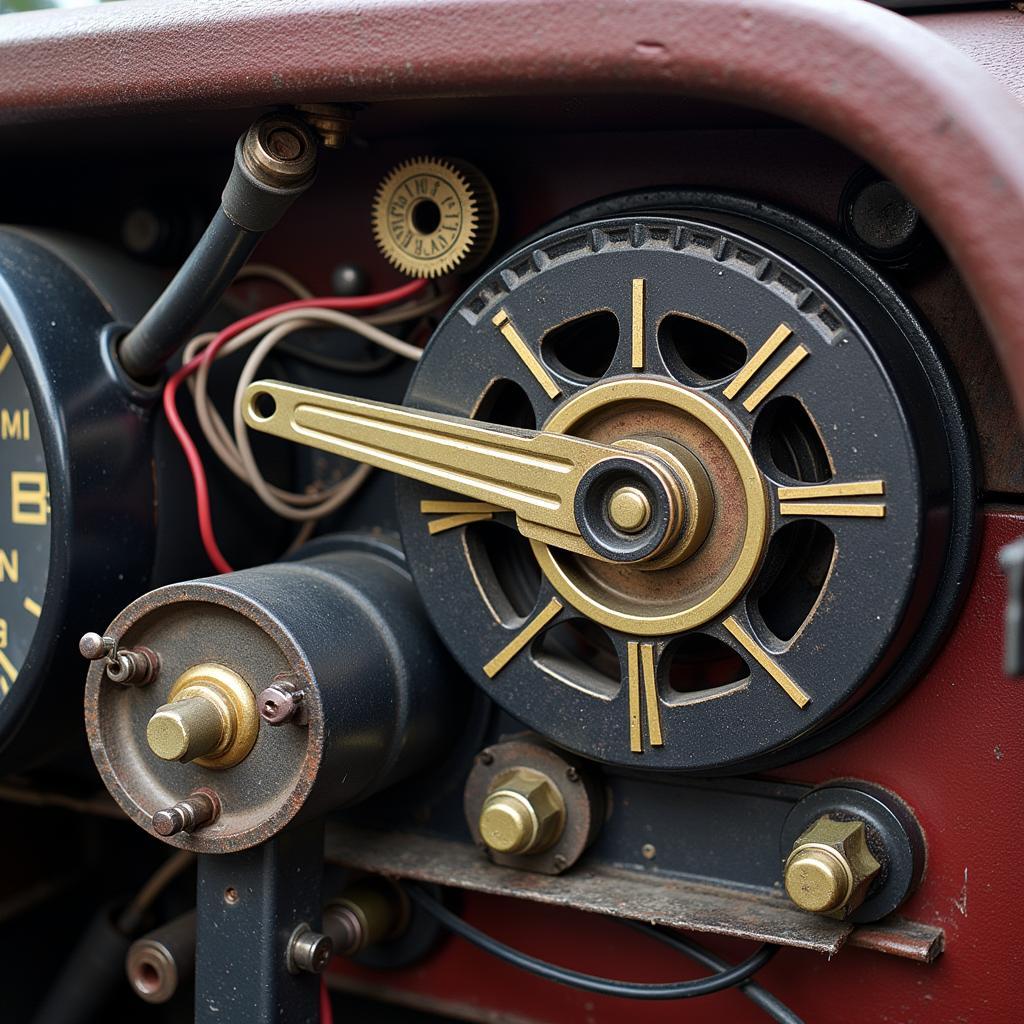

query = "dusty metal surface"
[{"left": 326, "top": 824, "right": 859, "bottom": 955}]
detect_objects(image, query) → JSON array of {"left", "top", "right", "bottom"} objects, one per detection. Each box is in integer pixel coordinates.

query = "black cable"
[
  {"left": 119, "top": 210, "right": 261, "bottom": 380},
  {"left": 118, "top": 114, "right": 319, "bottom": 381},
  {"left": 626, "top": 921, "right": 806, "bottom": 1024},
  {"left": 406, "top": 884, "right": 777, "bottom": 1000}
]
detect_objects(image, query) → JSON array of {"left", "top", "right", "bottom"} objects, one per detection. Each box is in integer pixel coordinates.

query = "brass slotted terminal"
[{"left": 146, "top": 664, "right": 259, "bottom": 770}]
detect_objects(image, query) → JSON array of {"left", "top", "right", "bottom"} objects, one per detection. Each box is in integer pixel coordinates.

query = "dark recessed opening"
[
  {"left": 659, "top": 314, "right": 747, "bottom": 383},
  {"left": 662, "top": 633, "right": 748, "bottom": 699},
  {"left": 541, "top": 310, "right": 619, "bottom": 381},
  {"left": 250, "top": 391, "right": 277, "bottom": 420},
  {"left": 137, "top": 961, "right": 161, "bottom": 994},
  {"left": 752, "top": 519, "right": 836, "bottom": 642},
  {"left": 411, "top": 198, "right": 442, "bottom": 234},
  {"left": 475, "top": 377, "right": 536, "bottom": 431},
  {"left": 534, "top": 618, "right": 621, "bottom": 699},
  {"left": 752, "top": 395, "right": 832, "bottom": 483},
  {"left": 466, "top": 521, "right": 541, "bottom": 625}
]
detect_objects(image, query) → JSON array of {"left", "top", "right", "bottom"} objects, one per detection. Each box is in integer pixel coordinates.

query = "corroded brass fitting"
[
  {"left": 146, "top": 664, "right": 259, "bottom": 769},
  {"left": 784, "top": 815, "right": 881, "bottom": 918},
  {"left": 478, "top": 767, "right": 566, "bottom": 856}
]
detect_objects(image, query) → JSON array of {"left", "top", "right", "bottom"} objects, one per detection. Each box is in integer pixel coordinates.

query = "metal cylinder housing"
[{"left": 84, "top": 535, "right": 462, "bottom": 853}]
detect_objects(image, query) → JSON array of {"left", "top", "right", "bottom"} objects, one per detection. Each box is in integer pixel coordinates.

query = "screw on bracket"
[
  {"left": 79, "top": 632, "right": 159, "bottom": 686},
  {"left": 258, "top": 679, "right": 306, "bottom": 726},
  {"left": 152, "top": 789, "right": 221, "bottom": 837},
  {"left": 286, "top": 923, "right": 333, "bottom": 974}
]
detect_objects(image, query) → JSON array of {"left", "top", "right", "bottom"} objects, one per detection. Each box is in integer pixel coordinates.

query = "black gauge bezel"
[{"left": 0, "top": 230, "right": 159, "bottom": 765}]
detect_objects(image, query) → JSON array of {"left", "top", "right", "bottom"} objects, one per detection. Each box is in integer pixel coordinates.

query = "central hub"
[
  {"left": 532, "top": 378, "right": 768, "bottom": 636},
  {"left": 608, "top": 486, "right": 650, "bottom": 533}
]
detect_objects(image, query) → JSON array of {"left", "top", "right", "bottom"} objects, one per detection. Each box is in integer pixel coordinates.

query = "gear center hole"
[{"left": 411, "top": 198, "right": 442, "bottom": 235}]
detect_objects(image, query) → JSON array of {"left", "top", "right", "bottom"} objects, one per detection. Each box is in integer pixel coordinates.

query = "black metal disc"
[{"left": 396, "top": 200, "right": 973, "bottom": 773}]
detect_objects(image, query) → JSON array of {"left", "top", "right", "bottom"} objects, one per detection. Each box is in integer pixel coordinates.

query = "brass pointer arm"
[{"left": 242, "top": 379, "right": 673, "bottom": 558}]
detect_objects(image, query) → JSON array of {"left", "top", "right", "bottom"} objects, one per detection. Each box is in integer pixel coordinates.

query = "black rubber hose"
[
  {"left": 117, "top": 113, "right": 319, "bottom": 382},
  {"left": 406, "top": 884, "right": 777, "bottom": 1000},
  {"left": 29, "top": 903, "right": 131, "bottom": 1024},
  {"left": 117, "top": 210, "right": 260, "bottom": 381}
]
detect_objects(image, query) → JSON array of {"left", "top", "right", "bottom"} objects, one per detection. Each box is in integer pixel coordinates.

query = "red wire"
[
  {"left": 162, "top": 277, "right": 428, "bottom": 575},
  {"left": 320, "top": 979, "right": 334, "bottom": 1024}
]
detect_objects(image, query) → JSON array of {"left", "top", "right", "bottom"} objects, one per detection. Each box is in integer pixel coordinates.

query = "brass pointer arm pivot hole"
[{"left": 243, "top": 380, "right": 707, "bottom": 564}]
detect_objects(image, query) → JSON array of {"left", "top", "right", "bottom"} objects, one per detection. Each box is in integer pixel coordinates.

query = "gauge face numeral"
[
  {"left": 492, "top": 308, "right": 561, "bottom": 399},
  {"left": 483, "top": 597, "right": 563, "bottom": 678},
  {"left": 723, "top": 323, "right": 809, "bottom": 412},
  {"left": 631, "top": 278, "right": 646, "bottom": 370},
  {"left": 778, "top": 480, "right": 886, "bottom": 518},
  {"left": 0, "top": 633, "right": 17, "bottom": 696},
  {"left": 627, "top": 640, "right": 663, "bottom": 754},
  {"left": 420, "top": 499, "right": 504, "bottom": 534},
  {"left": 1, "top": 409, "right": 29, "bottom": 441},
  {"left": 723, "top": 616, "right": 810, "bottom": 708},
  {"left": 0, "top": 614, "right": 20, "bottom": 699},
  {"left": 0, "top": 549, "right": 16, "bottom": 582},
  {"left": 11, "top": 471, "right": 48, "bottom": 526}
]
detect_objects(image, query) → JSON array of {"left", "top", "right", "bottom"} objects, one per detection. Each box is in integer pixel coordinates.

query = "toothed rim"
[{"left": 371, "top": 157, "right": 497, "bottom": 278}]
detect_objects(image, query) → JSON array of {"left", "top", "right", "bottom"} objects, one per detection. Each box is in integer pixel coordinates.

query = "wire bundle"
[{"left": 164, "top": 269, "right": 445, "bottom": 573}]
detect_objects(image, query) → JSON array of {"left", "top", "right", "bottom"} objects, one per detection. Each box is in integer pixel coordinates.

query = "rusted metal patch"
[
  {"left": 326, "top": 824, "right": 851, "bottom": 954},
  {"left": 848, "top": 916, "right": 945, "bottom": 963}
]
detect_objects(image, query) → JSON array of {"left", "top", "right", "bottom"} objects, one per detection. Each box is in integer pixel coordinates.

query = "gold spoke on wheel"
[{"left": 723, "top": 616, "right": 810, "bottom": 708}]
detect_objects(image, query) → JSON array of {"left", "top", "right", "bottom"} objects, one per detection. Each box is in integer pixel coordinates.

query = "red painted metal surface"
[{"left": 331, "top": 510, "right": 1024, "bottom": 1023}]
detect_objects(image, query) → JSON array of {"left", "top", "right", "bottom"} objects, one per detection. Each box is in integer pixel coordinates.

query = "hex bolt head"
[
  {"left": 784, "top": 815, "right": 881, "bottom": 918},
  {"left": 287, "top": 923, "right": 333, "bottom": 974},
  {"left": 478, "top": 767, "right": 566, "bottom": 857}
]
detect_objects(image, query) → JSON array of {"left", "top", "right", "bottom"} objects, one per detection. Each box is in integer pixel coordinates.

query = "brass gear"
[{"left": 371, "top": 157, "right": 498, "bottom": 278}]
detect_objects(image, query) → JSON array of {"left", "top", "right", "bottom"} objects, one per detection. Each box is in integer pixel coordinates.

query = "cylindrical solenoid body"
[{"left": 84, "top": 535, "right": 463, "bottom": 853}]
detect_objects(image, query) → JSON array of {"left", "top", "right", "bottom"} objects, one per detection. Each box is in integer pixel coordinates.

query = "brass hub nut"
[
  {"left": 478, "top": 767, "right": 566, "bottom": 856},
  {"left": 146, "top": 664, "right": 260, "bottom": 770},
  {"left": 784, "top": 815, "right": 881, "bottom": 918}
]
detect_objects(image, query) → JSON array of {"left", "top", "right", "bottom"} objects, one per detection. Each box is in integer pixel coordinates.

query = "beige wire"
[
  {"left": 234, "top": 263, "right": 314, "bottom": 299},
  {"left": 180, "top": 276, "right": 447, "bottom": 526}
]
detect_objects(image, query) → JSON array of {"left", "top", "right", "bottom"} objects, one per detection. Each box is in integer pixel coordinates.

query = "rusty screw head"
[
  {"left": 784, "top": 816, "right": 881, "bottom": 918},
  {"left": 152, "top": 790, "right": 220, "bottom": 838},
  {"left": 258, "top": 683, "right": 303, "bottom": 725}
]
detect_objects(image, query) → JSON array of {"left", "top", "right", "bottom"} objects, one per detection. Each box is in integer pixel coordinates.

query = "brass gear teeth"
[{"left": 371, "top": 156, "right": 498, "bottom": 278}]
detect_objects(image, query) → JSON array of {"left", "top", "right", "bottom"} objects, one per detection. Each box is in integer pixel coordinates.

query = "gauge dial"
[
  {"left": 0, "top": 341, "right": 49, "bottom": 707},
  {"left": 392, "top": 201, "right": 973, "bottom": 772}
]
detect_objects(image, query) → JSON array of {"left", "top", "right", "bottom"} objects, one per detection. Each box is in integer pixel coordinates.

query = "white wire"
[{"left": 180, "top": 266, "right": 442, "bottom": 527}]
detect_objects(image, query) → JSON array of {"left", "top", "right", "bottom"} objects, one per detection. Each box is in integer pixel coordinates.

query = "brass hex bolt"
[
  {"left": 784, "top": 815, "right": 881, "bottom": 918},
  {"left": 478, "top": 767, "right": 566, "bottom": 856}
]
